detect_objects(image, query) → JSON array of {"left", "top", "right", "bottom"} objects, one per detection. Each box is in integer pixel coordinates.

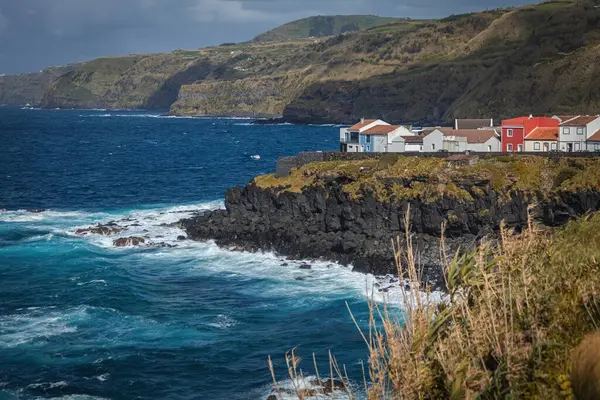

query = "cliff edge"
[{"left": 180, "top": 155, "right": 600, "bottom": 288}]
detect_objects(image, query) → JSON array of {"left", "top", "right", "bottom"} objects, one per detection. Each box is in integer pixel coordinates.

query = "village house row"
[{"left": 339, "top": 115, "right": 600, "bottom": 153}]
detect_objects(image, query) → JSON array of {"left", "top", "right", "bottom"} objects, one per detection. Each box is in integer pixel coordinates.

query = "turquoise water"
[{"left": 0, "top": 109, "right": 399, "bottom": 399}]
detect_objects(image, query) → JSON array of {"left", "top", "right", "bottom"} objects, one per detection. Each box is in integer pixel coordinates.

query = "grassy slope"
[
  {"left": 254, "top": 154, "right": 600, "bottom": 202},
  {"left": 284, "top": 0, "right": 600, "bottom": 123},
  {"left": 253, "top": 15, "right": 402, "bottom": 42},
  {"left": 3, "top": 1, "right": 600, "bottom": 119}
]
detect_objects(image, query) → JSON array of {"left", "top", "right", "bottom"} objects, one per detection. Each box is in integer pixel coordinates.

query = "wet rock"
[
  {"left": 295, "top": 276, "right": 307, "bottom": 281},
  {"left": 299, "top": 264, "right": 312, "bottom": 270},
  {"left": 177, "top": 235, "right": 187, "bottom": 241},
  {"left": 26, "top": 209, "right": 46, "bottom": 213},
  {"left": 76, "top": 224, "right": 124, "bottom": 236},
  {"left": 113, "top": 237, "right": 146, "bottom": 247},
  {"left": 281, "top": 263, "right": 289, "bottom": 267}
]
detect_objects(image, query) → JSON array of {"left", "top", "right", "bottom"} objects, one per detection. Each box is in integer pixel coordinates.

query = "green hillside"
[
  {"left": 2, "top": 1, "right": 600, "bottom": 123},
  {"left": 252, "top": 15, "right": 402, "bottom": 42}
]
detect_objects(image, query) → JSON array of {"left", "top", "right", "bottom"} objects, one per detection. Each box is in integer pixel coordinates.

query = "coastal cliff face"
[
  {"left": 180, "top": 156, "right": 600, "bottom": 287},
  {"left": 4, "top": 1, "right": 600, "bottom": 121}
]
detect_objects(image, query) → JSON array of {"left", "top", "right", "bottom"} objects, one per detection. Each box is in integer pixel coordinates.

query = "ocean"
[{"left": 0, "top": 108, "right": 398, "bottom": 399}]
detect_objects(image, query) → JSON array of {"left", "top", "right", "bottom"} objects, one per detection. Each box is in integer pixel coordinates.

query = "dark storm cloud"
[{"left": 0, "top": 0, "right": 529, "bottom": 74}]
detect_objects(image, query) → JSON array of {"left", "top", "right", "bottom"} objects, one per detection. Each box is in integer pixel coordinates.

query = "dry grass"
[
  {"left": 268, "top": 211, "right": 600, "bottom": 398},
  {"left": 360, "top": 211, "right": 600, "bottom": 399}
]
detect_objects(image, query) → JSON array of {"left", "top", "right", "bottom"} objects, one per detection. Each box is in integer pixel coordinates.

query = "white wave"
[
  {"left": 141, "top": 240, "right": 443, "bottom": 306},
  {"left": 94, "top": 374, "right": 110, "bottom": 382},
  {"left": 264, "top": 375, "right": 355, "bottom": 400},
  {"left": 0, "top": 209, "right": 109, "bottom": 223},
  {"left": 0, "top": 307, "right": 85, "bottom": 348},
  {"left": 76, "top": 280, "right": 107, "bottom": 287},
  {"left": 66, "top": 200, "right": 224, "bottom": 250},
  {"left": 26, "top": 381, "right": 69, "bottom": 390},
  {"left": 251, "top": 155, "right": 261, "bottom": 160},
  {"left": 206, "top": 314, "right": 237, "bottom": 329}
]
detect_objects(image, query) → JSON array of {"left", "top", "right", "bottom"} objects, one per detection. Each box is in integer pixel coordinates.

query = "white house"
[
  {"left": 430, "top": 129, "right": 501, "bottom": 152},
  {"left": 359, "top": 124, "right": 413, "bottom": 153},
  {"left": 558, "top": 116, "right": 600, "bottom": 152},
  {"left": 524, "top": 127, "right": 559, "bottom": 152},
  {"left": 339, "top": 119, "right": 389, "bottom": 152}
]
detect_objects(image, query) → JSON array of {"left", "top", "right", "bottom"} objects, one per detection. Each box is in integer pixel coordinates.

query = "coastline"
[{"left": 179, "top": 155, "right": 600, "bottom": 292}]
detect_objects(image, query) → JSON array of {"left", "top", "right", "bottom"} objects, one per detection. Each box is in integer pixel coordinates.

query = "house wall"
[
  {"left": 388, "top": 140, "right": 405, "bottom": 153},
  {"left": 423, "top": 130, "right": 444, "bottom": 152},
  {"left": 468, "top": 137, "right": 501, "bottom": 152},
  {"left": 587, "top": 141, "right": 600, "bottom": 152},
  {"left": 359, "top": 134, "right": 388, "bottom": 152},
  {"left": 443, "top": 140, "right": 466, "bottom": 152},
  {"left": 501, "top": 127, "right": 525, "bottom": 152},
  {"left": 405, "top": 143, "right": 423, "bottom": 152},
  {"left": 559, "top": 124, "right": 588, "bottom": 152},
  {"left": 525, "top": 140, "right": 557, "bottom": 152}
]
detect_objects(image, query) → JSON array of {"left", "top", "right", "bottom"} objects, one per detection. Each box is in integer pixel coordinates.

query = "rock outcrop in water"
[{"left": 180, "top": 155, "right": 600, "bottom": 288}]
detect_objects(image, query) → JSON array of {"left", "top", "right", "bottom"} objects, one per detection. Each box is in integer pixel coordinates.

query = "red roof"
[
  {"left": 362, "top": 125, "right": 399, "bottom": 135},
  {"left": 501, "top": 116, "right": 530, "bottom": 126},
  {"left": 525, "top": 127, "right": 558, "bottom": 141},
  {"left": 348, "top": 119, "right": 378, "bottom": 131},
  {"left": 588, "top": 130, "right": 600, "bottom": 142},
  {"left": 560, "top": 116, "right": 600, "bottom": 126},
  {"left": 439, "top": 129, "right": 498, "bottom": 144}
]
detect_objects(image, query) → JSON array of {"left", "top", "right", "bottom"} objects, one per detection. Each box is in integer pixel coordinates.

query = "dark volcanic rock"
[
  {"left": 113, "top": 237, "right": 146, "bottom": 247},
  {"left": 299, "top": 264, "right": 312, "bottom": 270},
  {"left": 180, "top": 181, "right": 600, "bottom": 289},
  {"left": 76, "top": 224, "right": 124, "bottom": 236}
]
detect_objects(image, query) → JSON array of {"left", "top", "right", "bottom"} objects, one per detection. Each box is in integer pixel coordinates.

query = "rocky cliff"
[{"left": 180, "top": 155, "right": 600, "bottom": 288}]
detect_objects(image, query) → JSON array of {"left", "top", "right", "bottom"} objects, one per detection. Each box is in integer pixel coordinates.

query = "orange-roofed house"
[
  {"left": 501, "top": 116, "right": 558, "bottom": 152},
  {"left": 340, "top": 119, "right": 388, "bottom": 152},
  {"left": 558, "top": 115, "right": 600, "bottom": 152},
  {"left": 524, "top": 126, "right": 559, "bottom": 152},
  {"left": 359, "top": 124, "right": 414, "bottom": 152}
]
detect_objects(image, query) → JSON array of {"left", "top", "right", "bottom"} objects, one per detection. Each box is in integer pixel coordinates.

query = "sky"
[{"left": 0, "top": 0, "right": 532, "bottom": 74}]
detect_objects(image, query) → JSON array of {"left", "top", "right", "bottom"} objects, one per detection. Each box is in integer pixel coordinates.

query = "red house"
[{"left": 501, "top": 116, "right": 559, "bottom": 152}]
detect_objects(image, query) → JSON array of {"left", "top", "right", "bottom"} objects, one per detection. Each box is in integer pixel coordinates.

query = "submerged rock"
[
  {"left": 299, "top": 264, "right": 312, "bottom": 270},
  {"left": 76, "top": 224, "right": 124, "bottom": 236},
  {"left": 113, "top": 237, "right": 146, "bottom": 247}
]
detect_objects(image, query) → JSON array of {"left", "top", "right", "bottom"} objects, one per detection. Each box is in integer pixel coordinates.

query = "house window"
[
  {"left": 577, "top": 127, "right": 584, "bottom": 135},
  {"left": 518, "top": 144, "right": 523, "bottom": 152},
  {"left": 543, "top": 143, "right": 549, "bottom": 151},
  {"left": 366, "top": 135, "right": 371, "bottom": 143},
  {"left": 432, "top": 143, "right": 436, "bottom": 150},
  {"left": 507, "top": 144, "right": 513, "bottom": 152},
  {"left": 534, "top": 142, "right": 540, "bottom": 150},
  {"left": 563, "top": 127, "right": 571, "bottom": 135},
  {"left": 596, "top": 143, "right": 600, "bottom": 151},
  {"left": 551, "top": 142, "right": 557, "bottom": 150},
  {"left": 507, "top": 129, "right": 513, "bottom": 137},
  {"left": 487, "top": 145, "right": 492, "bottom": 152}
]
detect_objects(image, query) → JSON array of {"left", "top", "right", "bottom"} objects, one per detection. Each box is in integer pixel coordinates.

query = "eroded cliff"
[{"left": 181, "top": 155, "right": 600, "bottom": 287}]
